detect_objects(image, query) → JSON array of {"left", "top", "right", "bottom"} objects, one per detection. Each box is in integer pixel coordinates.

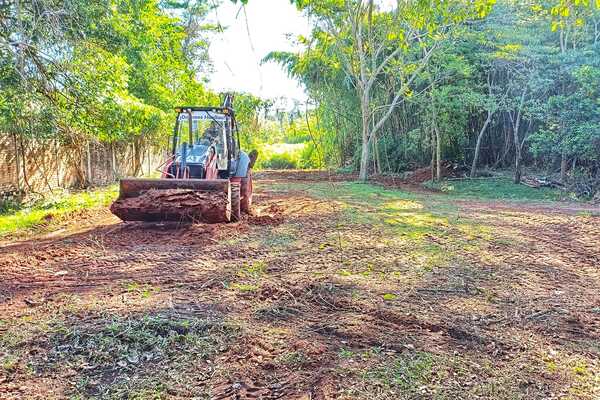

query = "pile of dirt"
[
  {"left": 405, "top": 167, "right": 433, "bottom": 183},
  {"left": 254, "top": 170, "right": 356, "bottom": 182},
  {"left": 110, "top": 189, "right": 230, "bottom": 223},
  {"left": 405, "top": 162, "right": 458, "bottom": 184},
  {"left": 248, "top": 203, "right": 285, "bottom": 226},
  {"left": 248, "top": 214, "right": 284, "bottom": 226}
]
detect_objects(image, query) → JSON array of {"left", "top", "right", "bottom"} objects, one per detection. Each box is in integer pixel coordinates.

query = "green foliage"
[
  {"left": 254, "top": 141, "right": 322, "bottom": 170},
  {"left": 0, "top": 0, "right": 218, "bottom": 150},
  {"left": 234, "top": 92, "right": 273, "bottom": 148},
  {"left": 529, "top": 61, "right": 600, "bottom": 164},
  {"left": 2, "top": 0, "right": 599, "bottom": 194},
  {"left": 0, "top": 186, "right": 118, "bottom": 237},
  {"left": 263, "top": 153, "right": 299, "bottom": 169},
  {"left": 265, "top": 0, "right": 600, "bottom": 187},
  {"left": 360, "top": 352, "right": 434, "bottom": 393}
]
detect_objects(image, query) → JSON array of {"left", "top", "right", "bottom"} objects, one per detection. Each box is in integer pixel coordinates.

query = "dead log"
[
  {"left": 110, "top": 188, "right": 231, "bottom": 223},
  {"left": 521, "top": 176, "right": 565, "bottom": 189},
  {"left": 521, "top": 177, "right": 541, "bottom": 188}
]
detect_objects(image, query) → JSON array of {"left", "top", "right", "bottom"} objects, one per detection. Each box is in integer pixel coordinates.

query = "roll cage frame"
[{"left": 170, "top": 105, "right": 242, "bottom": 176}]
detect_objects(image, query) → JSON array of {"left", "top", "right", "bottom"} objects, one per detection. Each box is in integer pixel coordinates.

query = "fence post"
[
  {"left": 132, "top": 141, "right": 137, "bottom": 176},
  {"left": 86, "top": 140, "right": 92, "bottom": 186},
  {"left": 147, "top": 146, "right": 151, "bottom": 176},
  {"left": 13, "top": 133, "right": 21, "bottom": 192},
  {"left": 55, "top": 140, "right": 60, "bottom": 188},
  {"left": 111, "top": 142, "right": 117, "bottom": 181}
]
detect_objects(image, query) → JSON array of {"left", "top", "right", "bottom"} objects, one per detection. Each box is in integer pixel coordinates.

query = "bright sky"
[{"left": 207, "top": 0, "right": 311, "bottom": 104}]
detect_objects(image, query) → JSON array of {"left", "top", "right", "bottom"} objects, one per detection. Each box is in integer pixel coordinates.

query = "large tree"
[{"left": 279, "top": 0, "right": 496, "bottom": 180}]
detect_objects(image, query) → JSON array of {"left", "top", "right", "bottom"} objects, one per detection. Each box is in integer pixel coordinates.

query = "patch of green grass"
[
  {"left": 340, "top": 351, "right": 436, "bottom": 399},
  {"left": 126, "top": 386, "right": 166, "bottom": 400},
  {"left": 268, "top": 181, "right": 489, "bottom": 269},
  {"left": 382, "top": 293, "right": 398, "bottom": 301},
  {"left": 425, "top": 177, "right": 562, "bottom": 201},
  {"left": 576, "top": 211, "right": 591, "bottom": 217},
  {"left": 230, "top": 283, "right": 260, "bottom": 292},
  {"left": 124, "top": 282, "right": 159, "bottom": 298},
  {"left": 273, "top": 174, "right": 563, "bottom": 204},
  {"left": 276, "top": 351, "right": 310, "bottom": 369},
  {"left": 238, "top": 261, "right": 268, "bottom": 278},
  {"left": 261, "top": 229, "right": 296, "bottom": 248},
  {"left": 0, "top": 185, "right": 118, "bottom": 237},
  {"left": 1, "top": 354, "right": 19, "bottom": 372},
  {"left": 337, "top": 268, "right": 353, "bottom": 277},
  {"left": 7, "top": 312, "right": 237, "bottom": 399},
  {"left": 339, "top": 348, "right": 355, "bottom": 359}
]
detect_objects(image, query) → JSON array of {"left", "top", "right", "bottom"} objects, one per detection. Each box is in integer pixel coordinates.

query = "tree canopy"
[
  {"left": 1, "top": 0, "right": 599, "bottom": 196},
  {"left": 264, "top": 0, "right": 599, "bottom": 191}
]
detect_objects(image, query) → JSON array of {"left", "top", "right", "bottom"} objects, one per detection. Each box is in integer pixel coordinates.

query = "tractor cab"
[
  {"left": 111, "top": 94, "right": 256, "bottom": 224},
  {"left": 166, "top": 106, "right": 242, "bottom": 180}
]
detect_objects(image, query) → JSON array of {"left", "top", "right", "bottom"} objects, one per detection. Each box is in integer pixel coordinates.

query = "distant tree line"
[
  {"left": 266, "top": 0, "right": 600, "bottom": 195},
  {"left": 2, "top": 0, "right": 599, "bottom": 197}
]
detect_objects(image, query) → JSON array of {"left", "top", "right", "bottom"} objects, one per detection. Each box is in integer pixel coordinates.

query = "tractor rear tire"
[
  {"left": 231, "top": 182, "right": 241, "bottom": 222},
  {"left": 241, "top": 173, "right": 253, "bottom": 213}
]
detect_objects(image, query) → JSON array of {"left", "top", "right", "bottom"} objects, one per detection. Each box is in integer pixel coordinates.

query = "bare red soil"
[{"left": 1, "top": 171, "right": 598, "bottom": 399}]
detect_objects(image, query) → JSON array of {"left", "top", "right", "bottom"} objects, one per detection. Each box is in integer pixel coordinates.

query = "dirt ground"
[{"left": 1, "top": 171, "right": 599, "bottom": 399}]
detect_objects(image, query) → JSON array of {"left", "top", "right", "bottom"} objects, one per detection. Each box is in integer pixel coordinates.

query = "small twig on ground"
[
  {"left": 525, "top": 310, "right": 553, "bottom": 320},
  {"left": 416, "top": 288, "right": 467, "bottom": 294}
]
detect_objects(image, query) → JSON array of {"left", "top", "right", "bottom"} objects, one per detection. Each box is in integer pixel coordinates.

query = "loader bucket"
[{"left": 110, "top": 178, "right": 232, "bottom": 223}]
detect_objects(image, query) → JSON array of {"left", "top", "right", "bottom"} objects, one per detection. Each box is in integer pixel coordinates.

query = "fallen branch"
[{"left": 521, "top": 176, "right": 564, "bottom": 189}]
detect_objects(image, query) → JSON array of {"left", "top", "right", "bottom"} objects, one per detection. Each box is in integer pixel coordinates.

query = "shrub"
[
  {"left": 263, "top": 153, "right": 298, "bottom": 169},
  {"left": 0, "top": 193, "right": 22, "bottom": 214},
  {"left": 298, "top": 142, "right": 321, "bottom": 169}
]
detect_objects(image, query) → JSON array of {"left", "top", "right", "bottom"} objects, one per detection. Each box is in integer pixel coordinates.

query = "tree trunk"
[
  {"left": 147, "top": 147, "right": 152, "bottom": 176},
  {"left": 560, "top": 152, "right": 568, "bottom": 184},
  {"left": 358, "top": 98, "right": 371, "bottom": 182},
  {"left": 431, "top": 128, "right": 436, "bottom": 181},
  {"left": 373, "top": 135, "right": 381, "bottom": 175},
  {"left": 511, "top": 90, "right": 526, "bottom": 184},
  {"left": 513, "top": 127, "right": 522, "bottom": 184},
  {"left": 428, "top": 87, "right": 443, "bottom": 182},
  {"left": 513, "top": 120, "right": 522, "bottom": 184},
  {"left": 435, "top": 125, "right": 441, "bottom": 181},
  {"left": 359, "top": 133, "right": 370, "bottom": 181},
  {"left": 470, "top": 111, "right": 492, "bottom": 178},
  {"left": 514, "top": 150, "right": 522, "bottom": 184}
]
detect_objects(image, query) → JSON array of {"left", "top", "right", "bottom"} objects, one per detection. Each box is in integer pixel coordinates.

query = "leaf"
[{"left": 383, "top": 293, "right": 397, "bottom": 301}]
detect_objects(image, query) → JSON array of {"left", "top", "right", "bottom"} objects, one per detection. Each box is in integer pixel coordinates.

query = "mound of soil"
[
  {"left": 405, "top": 163, "right": 458, "bottom": 184},
  {"left": 249, "top": 214, "right": 284, "bottom": 226},
  {"left": 110, "top": 189, "right": 230, "bottom": 223}
]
